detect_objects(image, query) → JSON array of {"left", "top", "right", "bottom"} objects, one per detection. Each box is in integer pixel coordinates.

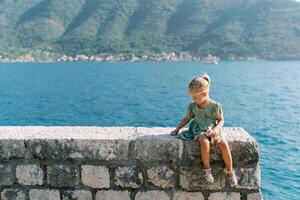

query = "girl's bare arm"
[
  {"left": 171, "top": 116, "right": 191, "bottom": 135},
  {"left": 213, "top": 114, "right": 224, "bottom": 135}
]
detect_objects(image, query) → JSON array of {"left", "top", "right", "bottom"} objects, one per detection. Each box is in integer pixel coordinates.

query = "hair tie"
[{"left": 201, "top": 75, "right": 210, "bottom": 84}]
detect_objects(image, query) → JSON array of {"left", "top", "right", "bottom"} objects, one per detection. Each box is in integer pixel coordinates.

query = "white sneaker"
[
  {"left": 203, "top": 168, "right": 214, "bottom": 183},
  {"left": 224, "top": 168, "right": 238, "bottom": 187}
]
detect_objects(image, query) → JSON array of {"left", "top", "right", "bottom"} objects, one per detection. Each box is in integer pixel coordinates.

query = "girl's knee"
[
  {"left": 217, "top": 139, "right": 228, "bottom": 149},
  {"left": 219, "top": 139, "right": 226, "bottom": 145},
  {"left": 198, "top": 135, "right": 210, "bottom": 146}
]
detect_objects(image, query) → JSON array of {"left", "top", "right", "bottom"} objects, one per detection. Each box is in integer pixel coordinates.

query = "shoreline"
[
  {"left": 0, "top": 53, "right": 262, "bottom": 64},
  {"left": 1, "top": 59, "right": 300, "bottom": 64},
  {"left": 1, "top": 53, "right": 299, "bottom": 63}
]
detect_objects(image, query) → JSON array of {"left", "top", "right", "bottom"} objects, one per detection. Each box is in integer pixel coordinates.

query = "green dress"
[{"left": 176, "top": 99, "right": 223, "bottom": 141}]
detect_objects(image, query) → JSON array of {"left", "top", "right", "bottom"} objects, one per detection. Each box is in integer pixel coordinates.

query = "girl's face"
[{"left": 189, "top": 90, "right": 209, "bottom": 105}]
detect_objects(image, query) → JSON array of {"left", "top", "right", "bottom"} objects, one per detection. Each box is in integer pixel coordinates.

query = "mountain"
[{"left": 1, "top": 0, "right": 300, "bottom": 59}]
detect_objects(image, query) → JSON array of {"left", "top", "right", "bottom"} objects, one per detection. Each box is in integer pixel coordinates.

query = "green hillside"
[{"left": 1, "top": 0, "right": 300, "bottom": 59}]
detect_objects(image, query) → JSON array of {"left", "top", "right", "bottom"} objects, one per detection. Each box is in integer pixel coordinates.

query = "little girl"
[{"left": 171, "top": 74, "right": 237, "bottom": 186}]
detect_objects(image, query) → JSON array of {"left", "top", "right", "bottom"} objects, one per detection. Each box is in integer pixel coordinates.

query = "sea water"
[{"left": 0, "top": 61, "right": 299, "bottom": 199}]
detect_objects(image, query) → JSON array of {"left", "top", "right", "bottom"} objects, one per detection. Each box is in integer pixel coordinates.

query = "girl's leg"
[
  {"left": 217, "top": 139, "right": 232, "bottom": 172},
  {"left": 217, "top": 139, "right": 238, "bottom": 186},
  {"left": 198, "top": 135, "right": 214, "bottom": 183},
  {"left": 198, "top": 135, "right": 211, "bottom": 169}
]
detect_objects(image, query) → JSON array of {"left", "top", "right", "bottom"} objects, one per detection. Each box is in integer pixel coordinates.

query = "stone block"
[
  {"left": 235, "top": 167, "right": 261, "bottom": 189},
  {"left": 133, "top": 127, "right": 183, "bottom": 162},
  {"left": 22, "top": 126, "right": 134, "bottom": 162},
  {"left": 173, "top": 191, "right": 204, "bottom": 200},
  {"left": 0, "top": 164, "right": 14, "bottom": 186},
  {"left": 62, "top": 190, "right": 92, "bottom": 200},
  {"left": 179, "top": 166, "right": 225, "bottom": 191},
  {"left": 0, "top": 140, "right": 26, "bottom": 159},
  {"left": 223, "top": 128, "right": 259, "bottom": 166},
  {"left": 247, "top": 192, "right": 263, "bottom": 200},
  {"left": 81, "top": 165, "right": 110, "bottom": 188},
  {"left": 27, "top": 139, "right": 129, "bottom": 161},
  {"left": 135, "top": 190, "right": 169, "bottom": 200},
  {"left": 1, "top": 189, "right": 26, "bottom": 200},
  {"left": 29, "top": 189, "right": 60, "bottom": 200},
  {"left": 21, "top": 127, "right": 136, "bottom": 140},
  {"left": 16, "top": 164, "right": 43, "bottom": 185},
  {"left": 208, "top": 192, "right": 240, "bottom": 200},
  {"left": 114, "top": 166, "right": 143, "bottom": 188},
  {"left": 95, "top": 190, "right": 130, "bottom": 200},
  {"left": 180, "top": 141, "right": 201, "bottom": 165},
  {"left": 47, "top": 164, "right": 79, "bottom": 187},
  {"left": 147, "top": 165, "right": 176, "bottom": 188}
]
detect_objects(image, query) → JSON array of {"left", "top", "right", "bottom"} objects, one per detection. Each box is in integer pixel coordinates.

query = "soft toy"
[{"left": 205, "top": 125, "right": 221, "bottom": 144}]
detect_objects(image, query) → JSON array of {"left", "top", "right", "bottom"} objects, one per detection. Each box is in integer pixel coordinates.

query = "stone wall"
[{"left": 0, "top": 127, "right": 262, "bottom": 200}]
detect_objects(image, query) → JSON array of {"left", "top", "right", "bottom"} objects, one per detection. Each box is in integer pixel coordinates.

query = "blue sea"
[{"left": 0, "top": 61, "right": 299, "bottom": 199}]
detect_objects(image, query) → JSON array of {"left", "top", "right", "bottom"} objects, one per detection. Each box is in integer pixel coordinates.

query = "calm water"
[{"left": 0, "top": 61, "right": 299, "bottom": 199}]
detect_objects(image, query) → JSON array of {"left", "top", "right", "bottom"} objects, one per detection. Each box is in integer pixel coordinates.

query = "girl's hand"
[
  {"left": 212, "top": 127, "right": 220, "bottom": 136},
  {"left": 211, "top": 128, "right": 221, "bottom": 143},
  {"left": 171, "top": 129, "right": 179, "bottom": 135}
]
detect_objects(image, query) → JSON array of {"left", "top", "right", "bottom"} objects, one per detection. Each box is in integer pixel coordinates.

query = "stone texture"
[
  {"left": 0, "top": 164, "right": 14, "bottom": 186},
  {"left": 16, "top": 164, "right": 43, "bottom": 185},
  {"left": 29, "top": 189, "right": 60, "bottom": 200},
  {"left": 173, "top": 191, "right": 204, "bottom": 200},
  {"left": 135, "top": 190, "right": 169, "bottom": 200},
  {"left": 235, "top": 167, "right": 261, "bottom": 189},
  {"left": 27, "top": 139, "right": 129, "bottom": 161},
  {"left": 114, "top": 166, "right": 142, "bottom": 188},
  {"left": 179, "top": 166, "right": 225, "bottom": 191},
  {"left": 179, "top": 141, "right": 201, "bottom": 165},
  {"left": 208, "top": 192, "right": 240, "bottom": 200},
  {"left": 47, "top": 164, "right": 79, "bottom": 187},
  {"left": 18, "top": 127, "right": 136, "bottom": 140},
  {"left": 81, "top": 165, "right": 110, "bottom": 188},
  {"left": 1, "top": 189, "right": 26, "bottom": 200},
  {"left": 0, "top": 126, "right": 261, "bottom": 199},
  {"left": 0, "top": 126, "right": 49, "bottom": 139},
  {"left": 95, "top": 190, "right": 130, "bottom": 200},
  {"left": 133, "top": 127, "right": 183, "bottom": 162},
  {"left": 0, "top": 127, "right": 259, "bottom": 165},
  {"left": 62, "top": 190, "right": 92, "bottom": 200},
  {"left": 247, "top": 192, "right": 263, "bottom": 200},
  {"left": 147, "top": 166, "right": 175, "bottom": 188},
  {"left": 21, "top": 127, "right": 134, "bottom": 162},
  {"left": 223, "top": 128, "right": 259, "bottom": 165},
  {"left": 0, "top": 140, "right": 26, "bottom": 159}
]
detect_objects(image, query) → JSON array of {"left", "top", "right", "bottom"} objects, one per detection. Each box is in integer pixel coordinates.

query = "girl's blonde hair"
[{"left": 188, "top": 73, "right": 211, "bottom": 93}]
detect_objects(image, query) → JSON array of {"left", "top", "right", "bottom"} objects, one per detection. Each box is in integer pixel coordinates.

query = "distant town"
[{"left": 0, "top": 52, "right": 260, "bottom": 64}]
